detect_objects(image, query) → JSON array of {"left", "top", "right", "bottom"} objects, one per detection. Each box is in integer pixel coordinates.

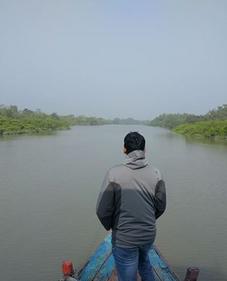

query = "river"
[{"left": 0, "top": 125, "right": 226, "bottom": 281}]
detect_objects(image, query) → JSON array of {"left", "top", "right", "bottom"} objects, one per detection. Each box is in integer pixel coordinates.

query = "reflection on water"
[{"left": 0, "top": 125, "right": 226, "bottom": 281}]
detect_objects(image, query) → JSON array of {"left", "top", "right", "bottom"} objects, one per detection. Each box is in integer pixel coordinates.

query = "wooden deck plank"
[
  {"left": 93, "top": 255, "right": 115, "bottom": 281},
  {"left": 108, "top": 269, "right": 161, "bottom": 281},
  {"left": 79, "top": 236, "right": 112, "bottom": 281},
  {"left": 78, "top": 234, "right": 180, "bottom": 281},
  {"left": 108, "top": 271, "right": 142, "bottom": 281}
]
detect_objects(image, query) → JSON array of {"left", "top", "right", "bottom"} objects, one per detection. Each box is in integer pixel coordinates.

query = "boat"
[{"left": 60, "top": 234, "right": 199, "bottom": 281}]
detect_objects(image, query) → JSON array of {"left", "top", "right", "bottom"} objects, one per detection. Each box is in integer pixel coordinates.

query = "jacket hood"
[{"left": 124, "top": 150, "right": 148, "bottom": 170}]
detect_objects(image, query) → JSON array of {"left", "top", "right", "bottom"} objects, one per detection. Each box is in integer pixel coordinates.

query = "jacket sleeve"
[
  {"left": 96, "top": 171, "right": 115, "bottom": 230},
  {"left": 154, "top": 180, "right": 166, "bottom": 219}
]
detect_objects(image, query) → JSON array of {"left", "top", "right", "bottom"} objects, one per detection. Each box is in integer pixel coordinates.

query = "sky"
[{"left": 0, "top": 0, "right": 227, "bottom": 119}]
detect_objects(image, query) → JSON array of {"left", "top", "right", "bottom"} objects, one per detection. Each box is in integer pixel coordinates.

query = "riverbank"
[
  {"left": 174, "top": 120, "right": 227, "bottom": 140},
  {"left": 149, "top": 105, "right": 227, "bottom": 141},
  {"left": 0, "top": 115, "right": 71, "bottom": 136},
  {"left": 0, "top": 106, "right": 146, "bottom": 136},
  {"left": 0, "top": 106, "right": 108, "bottom": 136}
]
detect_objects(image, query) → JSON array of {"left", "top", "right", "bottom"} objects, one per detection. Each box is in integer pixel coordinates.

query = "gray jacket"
[{"left": 96, "top": 150, "right": 166, "bottom": 248}]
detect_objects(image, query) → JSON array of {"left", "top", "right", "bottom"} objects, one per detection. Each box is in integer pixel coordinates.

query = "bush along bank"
[
  {"left": 149, "top": 104, "right": 227, "bottom": 140},
  {"left": 173, "top": 120, "right": 227, "bottom": 139}
]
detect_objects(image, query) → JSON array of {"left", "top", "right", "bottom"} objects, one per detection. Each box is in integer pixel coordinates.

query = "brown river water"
[{"left": 0, "top": 125, "right": 226, "bottom": 281}]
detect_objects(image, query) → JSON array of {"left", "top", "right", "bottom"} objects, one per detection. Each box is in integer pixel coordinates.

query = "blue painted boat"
[{"left": 61, "top": 234, "right": 199, "bottom": 281}]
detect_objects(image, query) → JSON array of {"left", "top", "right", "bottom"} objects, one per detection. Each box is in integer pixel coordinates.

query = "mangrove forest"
[{"left": 150, "top": 104, "right": 227, "bottom": 139}]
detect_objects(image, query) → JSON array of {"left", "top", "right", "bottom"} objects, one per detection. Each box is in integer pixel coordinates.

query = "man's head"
[{"left": 124, "top": 132, "right": 145, "bottom": 155}]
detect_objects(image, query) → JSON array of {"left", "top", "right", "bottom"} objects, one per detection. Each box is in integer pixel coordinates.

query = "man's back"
[
  {"left": 96, "top": 150, "right": 166, "bottom": 248},
  {"left": 96, "top": 132, "right": 166, "bottom": 281}
]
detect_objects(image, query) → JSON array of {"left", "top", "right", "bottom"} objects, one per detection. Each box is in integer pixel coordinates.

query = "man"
[{"left": 96, "top": 132, "right": 166, "bottom": 281}]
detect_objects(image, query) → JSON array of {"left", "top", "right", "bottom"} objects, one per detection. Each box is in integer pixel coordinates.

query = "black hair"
[{"left": 124, "top": 132, "right": 145, "bottom": 154}]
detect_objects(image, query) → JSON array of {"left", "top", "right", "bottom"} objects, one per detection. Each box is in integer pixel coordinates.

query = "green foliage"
[
  {"left": 150, "top": 104, "right": 227, "bottom": 139},
  {"left": 204, "top": 104, "right": 227, "bottom": 120},
  {"left": 0, "top": 105, "right": 146, "bottom": 136},
  {"left": 149, "top": 113, "right": 203, "bottom": 129},
  {"left": 0, "top": 105, "right": 19, "bottom": 118},
  {"left": 0, "top": 106, "right": 70, "bottom": 135},
  {"left": 174, "top": 120, "right": 227, "bottom": 138},
  {"left": 62, "top": 115, "right": 111, "bottom": 126},
  {"left": 112, "top": 118, "right": 145, "bottom": 125},
  {"left": 0, "top": 105, "right": 114, "bottom": 136}
]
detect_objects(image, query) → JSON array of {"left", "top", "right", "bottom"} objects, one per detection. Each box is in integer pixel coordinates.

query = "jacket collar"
[{"left": 124, "top": 150, "right": 148, "bottom": 170}]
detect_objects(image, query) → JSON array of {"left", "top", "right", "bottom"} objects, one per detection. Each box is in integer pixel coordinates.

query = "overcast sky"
[{"left": 0, "top": 1, "right": 226, "bottom": 119}]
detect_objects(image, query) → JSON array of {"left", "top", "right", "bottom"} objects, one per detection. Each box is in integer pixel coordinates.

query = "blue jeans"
[{"left": 112, "top": 244, "right": 155, "bottom": 281}]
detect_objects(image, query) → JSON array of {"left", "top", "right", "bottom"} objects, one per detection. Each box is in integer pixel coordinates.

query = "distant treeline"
[
  {"left": 64, "top": 116, "right": 145, "bottom": 126},
  {"left": 149, "top": 104, "right": 227, "bottom": 139},
  {"left": 0, "top": 105, "right": 145, "bottom": 136},
  {"left": 111, "top": 118, "right": 145, "bottom": 125}
]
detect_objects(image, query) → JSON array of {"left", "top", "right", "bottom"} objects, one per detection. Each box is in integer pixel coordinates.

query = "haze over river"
[{"left": 0, "top": 125, "right": 226, "bottom": 281}]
